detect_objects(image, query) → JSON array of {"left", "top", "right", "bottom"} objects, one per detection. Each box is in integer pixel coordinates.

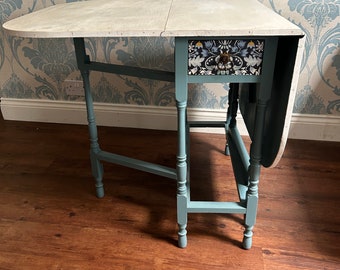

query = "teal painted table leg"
[
  {"left": 82, "top": 70, "right": 104, "bottom": 198},
  {"left": 242, "top": 100, "right": 266, "bottom": 249},
  {"left": 175, "top": 38, "right": 189, "bottom": 248},
  {"left": 242, "top": 38, "right": 278, "bottom": 249},
  {"left": 74, "top": 38, "right": 104, "bottom": 198},
  {"left": 177, "top": 100, "right": 188, "bottom": 248}
]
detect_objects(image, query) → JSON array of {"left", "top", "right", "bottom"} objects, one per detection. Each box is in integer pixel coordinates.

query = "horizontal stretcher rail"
[
  {"left": 187, "top": 201, "right": 247, "bottom": 214},
  {"left": 188, "top": 121, "right": 226, "bottom": 128},
  {"left": 86, "top": 61, "right": 175, "bottom": 82},
  {"left": 96, "top": 150, "right": 177, "bottom": 180}
]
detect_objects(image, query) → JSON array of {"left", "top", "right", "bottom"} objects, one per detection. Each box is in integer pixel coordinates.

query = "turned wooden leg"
[
  {"left": 176, "top": 100, "right": 188, "bottom": 248},
  {"left": 81, "top": 68, "right": 104, "bottom": 198},
  {"left": 74, "top": 38, "right": 105, "bottom": 198},
  {"left": 242, "top": 99, "right": 267, "bottom": 249}
]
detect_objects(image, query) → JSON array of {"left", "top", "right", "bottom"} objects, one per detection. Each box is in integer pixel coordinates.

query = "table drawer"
[{"left": 188, "top": 39, "right": 265, "bottom": 76}]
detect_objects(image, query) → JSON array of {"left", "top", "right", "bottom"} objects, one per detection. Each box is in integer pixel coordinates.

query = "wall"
[
  {"left": 260, "top": 0, "right": 340, "bottom": 115},
  {"left": 0, "top": 0, "right": 339, "bottom": 140}
]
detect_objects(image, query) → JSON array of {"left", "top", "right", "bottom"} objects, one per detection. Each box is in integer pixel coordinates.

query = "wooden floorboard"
[{"left": 0, "top": 116, "right": 339, "bottom": 269}]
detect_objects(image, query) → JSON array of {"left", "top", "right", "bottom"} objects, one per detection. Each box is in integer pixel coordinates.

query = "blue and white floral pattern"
[
  {"left": 23, "top": 39, "right": 77, "bottom": 84},
  {"left": 0, "top": 0, "right": 22, "bottom": 23},
  {"left": 286, "top": 0, "right": 340, "bottom": 114},
  {"left": 0, "top": 0, "right": 22, "bottom": 71},
  {"left": 288, "top": 0, "right": 339, "bottom": 28},
  {"left": 188, "top": 40, "right": 264, "bottom": 76}
]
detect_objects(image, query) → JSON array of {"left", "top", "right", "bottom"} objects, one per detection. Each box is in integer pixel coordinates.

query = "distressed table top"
[{"left": 3, "top": 0, "right": 303, "bottom": 38}]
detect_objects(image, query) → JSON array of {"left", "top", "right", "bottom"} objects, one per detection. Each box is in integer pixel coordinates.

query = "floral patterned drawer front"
[{"left": 188, "top": 39, "right": 265, "bottom": 76}]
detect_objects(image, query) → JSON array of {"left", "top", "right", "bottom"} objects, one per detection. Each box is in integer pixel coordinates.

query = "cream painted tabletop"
[{"left": 3, "top": 0, "right": 303, "bottom": 38}]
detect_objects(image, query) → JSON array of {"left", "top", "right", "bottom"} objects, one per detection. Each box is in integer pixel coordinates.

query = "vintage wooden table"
[{"left": 3, "top": 0, "right": 304, "bottom": 249}]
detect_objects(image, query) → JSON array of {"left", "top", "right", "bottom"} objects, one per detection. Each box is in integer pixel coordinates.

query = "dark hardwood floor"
[{"left": 0, "top": 115, "right": 339, "bottom": 269}]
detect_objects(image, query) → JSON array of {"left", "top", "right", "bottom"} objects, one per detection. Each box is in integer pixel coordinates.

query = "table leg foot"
[
  {"left": 225, "top": 144, "right": 230, "bottom": 156},
  {"left": 95, "top": 182, "right": 104, "bottom": 198},
  {"left": 90, "top": 151, "right": 104, "bottom": 198},
  {"left": 242, "top": 227, "right": 253, "bottom": 250},
  {"left": 178, "top": 225, "right": 187, "bottom": 248}
]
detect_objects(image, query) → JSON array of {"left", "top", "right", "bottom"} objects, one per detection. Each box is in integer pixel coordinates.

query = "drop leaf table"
[{"left": 3, "top": 0, "right": 305, "bottom": 249}]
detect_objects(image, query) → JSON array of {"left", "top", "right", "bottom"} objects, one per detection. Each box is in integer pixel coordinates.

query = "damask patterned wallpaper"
[{"left": 0, "top": 0, "right": 339, "bottom": 115}]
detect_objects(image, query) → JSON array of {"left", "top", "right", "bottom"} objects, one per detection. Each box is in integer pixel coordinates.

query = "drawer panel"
[{"left": 188, "top": 39, "right": 265, "bottom": 76}]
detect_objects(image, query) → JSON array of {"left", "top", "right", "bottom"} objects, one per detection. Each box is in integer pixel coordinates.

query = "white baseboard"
[
  {"left": 288, "top": 114, "right": 340, "bottom": 141},
  {"left": 1, "top": 98, "right": 339, "bottom": 141}
]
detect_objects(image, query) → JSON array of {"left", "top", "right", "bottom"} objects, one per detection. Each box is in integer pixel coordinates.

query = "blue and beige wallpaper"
[{"left": 0, "top": 0, "right": 339, "bottom": 115}]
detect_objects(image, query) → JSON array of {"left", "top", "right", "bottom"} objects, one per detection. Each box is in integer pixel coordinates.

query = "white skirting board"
[{"left": 1, "top": 98, "right": 340, "bottom": 142}]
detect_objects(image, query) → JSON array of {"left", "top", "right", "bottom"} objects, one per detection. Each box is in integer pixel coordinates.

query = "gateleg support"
[
  {"left": 83, "top": 71, "right": 104, "bottom": 198},
  {"left": 74, "top": 37, "right": 105, "bottom": 199}
]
